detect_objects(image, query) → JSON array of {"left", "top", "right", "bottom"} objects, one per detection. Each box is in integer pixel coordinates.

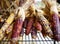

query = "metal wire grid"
[{"left": 0, "top": 29, "right": 60, "bottom": 44}]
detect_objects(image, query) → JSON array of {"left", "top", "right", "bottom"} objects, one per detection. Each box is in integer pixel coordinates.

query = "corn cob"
[
  {"left": 1, "top": 12, "right": 15, "bottom": 31},
  {"left": 52, "top": 13, "right": 60, "bottom": 41},
  {"left": 25, "top": 2, "right": 35, "bottom": 35},
  {"left": 36, "top": 11, "right": 53, "bottom": 38},
  {"left": 25, "top": 17, "right": 34, "bottom": 35},
  {"left": 0, "top": 12, "right": 15, "bottom": 41},
  {"left": 11, "top": 18, "right": 23, "bottom": 43},
  {"left": 50, "top": 0, "right": 60, "bottom": 41},
  {"left": 11, "top": 7, "right": 25, "bottom": 43}
]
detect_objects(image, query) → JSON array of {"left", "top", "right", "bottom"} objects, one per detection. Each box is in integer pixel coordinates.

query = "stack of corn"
[{"left": 0, "top": 0, "right": 60, "bottom": 44}]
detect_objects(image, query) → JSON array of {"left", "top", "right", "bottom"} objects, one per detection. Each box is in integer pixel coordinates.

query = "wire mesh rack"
[{"left": 0, "top": 29, "right": 60, "bottom": 44}]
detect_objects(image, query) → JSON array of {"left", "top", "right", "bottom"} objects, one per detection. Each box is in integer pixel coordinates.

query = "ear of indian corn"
[
  {"left": 36, "top": 12, "right": 53, "bottom": 38},
  {"left": 11, "top": 7, "right": 25, "bottom": 43},
  {"left": 50, "top": 0, "right": 60, "bottom": 41},
  {"left": 11, "top": 18, "right": 23, "bottom": 41},
  {"left": 1, "top": 13, "right": 15, "bottom": 31},
  {"left": 0, "top": 12, "right": 15, "bottom": 41},
  {"left": 25, "top": 17, "right": 34, "bottom": 35},
  {"left": 52, "top": 13, "right": 60, "bottom": 41}
]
